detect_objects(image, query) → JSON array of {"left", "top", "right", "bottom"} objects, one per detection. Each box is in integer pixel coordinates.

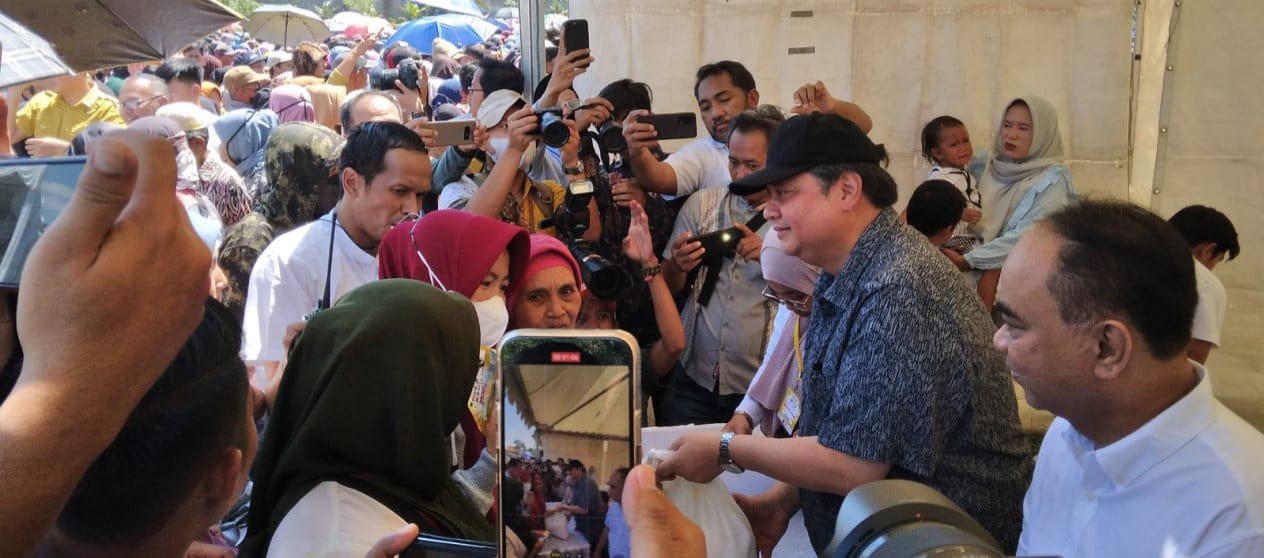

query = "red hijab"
[{"left": 378, "top": 210, "right": 530, "bottom": 301}]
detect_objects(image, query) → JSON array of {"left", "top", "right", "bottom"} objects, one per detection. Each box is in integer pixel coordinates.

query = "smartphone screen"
[
  {"left": 498, "top": 330, "right": 639, "bottom": 558},
  {"left": 0, "top": 157, "right": 85, "bottom": 287}
]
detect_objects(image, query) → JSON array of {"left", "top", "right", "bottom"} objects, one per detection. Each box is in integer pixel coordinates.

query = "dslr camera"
[{"left": 370, "top": 58, "right": 422, "bottom": 91}]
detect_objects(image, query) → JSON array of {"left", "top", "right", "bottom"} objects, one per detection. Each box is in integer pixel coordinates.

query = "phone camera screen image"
[{"left": 498, "top": 331, "right": 639, "bottom": 558}]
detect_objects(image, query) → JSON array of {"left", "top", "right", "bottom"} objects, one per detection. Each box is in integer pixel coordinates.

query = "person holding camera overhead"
[
  {"left": 455, "top": 89, "right": 600, "bottom": 240},
  {"left": 656, "top": 107, "right": 784, "bottom": 426}
]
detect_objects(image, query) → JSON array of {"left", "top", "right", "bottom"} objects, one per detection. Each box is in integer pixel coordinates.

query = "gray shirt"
[
  {"left": 664, "top": 188, "right": 776, "bottom": 395},
  {"left": 798, "top": 208, "right": 1033, "bottom": 553}
]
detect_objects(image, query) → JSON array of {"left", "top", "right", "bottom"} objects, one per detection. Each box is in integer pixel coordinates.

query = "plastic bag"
[
  {"left": 545, "top": 511, "right": 570, "bottom": 540},
  {"left": 644, "top": 449, "right": 758, "bottom": 558}
]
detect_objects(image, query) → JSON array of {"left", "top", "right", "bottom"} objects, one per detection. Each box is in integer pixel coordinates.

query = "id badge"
[
  {"left": 777, "top": 387, "right": 801, "bottom": 434},
  {"left": 467, "top": 347, "right": 496, "bottom": 433}
]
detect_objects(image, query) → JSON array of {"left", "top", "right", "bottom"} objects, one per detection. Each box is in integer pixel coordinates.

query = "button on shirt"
[
  {"left": 664, "top": 135, "right": 730, "bottom": 196},
  {"left": 1019, "top": 363, "right": 1264, "bottom": 557},
  {"left": 798, "top": 208, "right": 1032, "bottom": 553}
]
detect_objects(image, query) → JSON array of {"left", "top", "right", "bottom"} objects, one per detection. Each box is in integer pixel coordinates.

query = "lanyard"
[{"left": 793, "top": 317, "right": 804, "bottom": 376}]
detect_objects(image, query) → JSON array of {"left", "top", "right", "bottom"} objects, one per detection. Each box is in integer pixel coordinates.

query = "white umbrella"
[
  {"left": 410, "top": 0, "right": 484, "bottom": 18},
  {"left": 0, "top": 12, "right": 72, "bottom": 88},
  {"left": 245, "top": 4, "right": 330, "bottom": 46}
]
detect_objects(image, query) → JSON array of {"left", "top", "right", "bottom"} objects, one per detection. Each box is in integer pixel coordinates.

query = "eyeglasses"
[
  {"left": 761, "top": 285, "right": 810, "bottom": 313},
  {"left": 121, "top": 95, "right": 163, "bottom": 110}
]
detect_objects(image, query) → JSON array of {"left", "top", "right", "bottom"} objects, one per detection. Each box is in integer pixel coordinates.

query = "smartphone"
[
  {"left": 498, "top": 329, "right": 640, "bottom": 558},
  {"left": 562, "top": 19, "right": 590, "bottom": 67},
  {"left": 422, "top": 120, "right": 476, "bottom": 147},
  {"left": 636, "top": 112, "right": 698, "bottom": 141},
  {"left": 694, "top": 227, "right": 742, "bottom": 258},
  {"left": 400, "top": 534, "right": 497, "bottom": 558},
  {"left": 0, "top": 157, "right": 85, "bottom": 287}
]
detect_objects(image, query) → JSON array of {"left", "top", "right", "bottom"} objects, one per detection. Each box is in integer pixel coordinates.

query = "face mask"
[
  {"left": 471, "top": 295, "right": 509, "bottom": 348},
  {"left": 487, "top": 137, "right": 537, "bottom": 172}
]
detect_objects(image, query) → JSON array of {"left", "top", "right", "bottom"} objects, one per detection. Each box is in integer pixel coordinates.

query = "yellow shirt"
[
  {"left": 500, "top": 178, "right": 567, "bottom": 237},
  {"left": 16, "top": 88, "right": 124, "bottom": 141}
]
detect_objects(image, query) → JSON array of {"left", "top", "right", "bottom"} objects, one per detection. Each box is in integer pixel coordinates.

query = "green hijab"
[{"left": 240, "top": 279, "right": 495, "bottom": 555}]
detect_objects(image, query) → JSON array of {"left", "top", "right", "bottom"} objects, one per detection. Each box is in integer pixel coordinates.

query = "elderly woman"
[
  {"left": 512, "top": 234, "right": 585, "bottom": 329},
  {"left": 241, "top": 280, "right": 495, "bottom": 556},
  {"left": 211, "top": 108, "right": 279, "bottom": 200}
]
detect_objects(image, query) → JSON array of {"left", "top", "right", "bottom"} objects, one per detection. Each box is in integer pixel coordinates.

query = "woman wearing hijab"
[
  {"left": 724, "top": 229, "right": 821, "bottom": 437},
  {"left": 512, "top": 234, "right": 585, "bottom": 330},
  {"left": 268, "top": 84, "right": 315, "bottom": 124},
  {"left": 945, "top": 96, "right": 1078, "bottom": 278},
  {"left": 216, "top": 122, "right": 344, "bottom": 321},
  {"left": 377, "top": 210, "right": 530, "bottom": 475},
  {"left": 211, "top": 108, "right": 279, "bottom": 200},
  {"left": 241, "top": 280, "right": 496, "bottom": 556}
]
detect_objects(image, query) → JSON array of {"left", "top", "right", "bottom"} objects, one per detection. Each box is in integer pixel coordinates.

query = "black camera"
[
  {"left": 594, "top": 119, "right": 626, "bottom": 152},
  {"left": 370, "top": 58, "right": 421, "bottom": 91},
  {"left": 551, "top": 179, "right": 626, "bottom": 299},
  {"left": 538, "top": 110, "right": 570, "bottom": 148}
]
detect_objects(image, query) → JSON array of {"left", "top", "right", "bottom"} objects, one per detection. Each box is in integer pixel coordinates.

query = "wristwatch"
[
  {"left": 564, "top": 161, "right": 584, "bottom": 175},
  {"left": 719, "top": 432, "right": 744, "bottom": 474}
]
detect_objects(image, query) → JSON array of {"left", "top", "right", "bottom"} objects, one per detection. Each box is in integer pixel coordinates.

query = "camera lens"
[
  {"left": 540, "top": 112, "right": 571, "bottom": 148},
  {"left": 596, "top": 120, "right": 626, "bottom": 152}
]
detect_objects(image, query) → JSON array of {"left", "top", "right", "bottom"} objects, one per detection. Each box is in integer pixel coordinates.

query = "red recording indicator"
[{"left": 551, "top": 351, "right": 581, "bottom": 363}]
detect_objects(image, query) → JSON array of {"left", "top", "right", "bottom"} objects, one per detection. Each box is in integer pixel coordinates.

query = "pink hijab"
[{"left": 268, "top": 84, "right": 315, "bottom": 123}]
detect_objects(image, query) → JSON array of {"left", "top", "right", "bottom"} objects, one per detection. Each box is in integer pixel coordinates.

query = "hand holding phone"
[
  {"left": 561, "top": 19, "right": 590, "bottom": 68},
  {"left": 636, "top": 112, "right": 698, "bottom": 141},
  {"left": 420, "top": 120, "right": 476, "bottom": 147}
]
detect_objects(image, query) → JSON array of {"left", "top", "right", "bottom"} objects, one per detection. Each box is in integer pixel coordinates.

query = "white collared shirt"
[
  {"left": 665, "top": 135, "right": 730, "bottom": 196},
  {"left": 1019, "top": 363, "right": 1264, "bottom": 557}
]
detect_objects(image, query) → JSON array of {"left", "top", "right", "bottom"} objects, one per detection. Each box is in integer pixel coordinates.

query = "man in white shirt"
[
  {"left": 1168, "top": 205, "right": 1240, "bottom": 364},
  {"left": 594, "top": 467, "right": 631, "bottom": 558},
  {"left": 242, "top": 121, "right": 430, "bottom": 380},
  {"left": 993, "top": 201, "right": 1264, "bottom": 557}
]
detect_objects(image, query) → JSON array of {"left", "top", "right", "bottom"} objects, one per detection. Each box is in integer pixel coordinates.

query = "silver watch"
[{"left": 719, "top": 432, "right": 744, "bottom": 474}]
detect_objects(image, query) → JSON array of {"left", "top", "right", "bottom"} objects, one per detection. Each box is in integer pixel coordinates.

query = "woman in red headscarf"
[
  {"left": 377, "top": 210, "right": 530, "bottom": 516},
  {"left": 510, "top": 234, "right": 585, "bottom": 330}
]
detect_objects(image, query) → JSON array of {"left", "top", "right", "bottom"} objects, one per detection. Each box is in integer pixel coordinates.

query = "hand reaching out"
[{"left": 622, "top": 201, "right": 656, "bottom": 266}]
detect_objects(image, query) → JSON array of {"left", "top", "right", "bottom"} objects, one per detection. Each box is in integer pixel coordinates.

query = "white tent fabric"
[
  {"left": 572, "top": 0, "right": 1263, "bottom": 431},
  {"left": 1135, "top": 0, "right": 1264, "bottom": 429}
]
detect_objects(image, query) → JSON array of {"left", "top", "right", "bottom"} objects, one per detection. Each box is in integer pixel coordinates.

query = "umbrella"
[
  {"left": 494, "top": 7, "right": 518, "bottom": 20},
  {"left": 325, "top": 11, "right": 366, "bottom": 34},
  {"left": 0, "top": 0, "right": 241, "bottom": 71},
  {"left": 410, "top": 0, "right": 484, "bottom": 18},
  {"left": 344, "top": 17, "right": 392, "bottom": 40},
  {"left": 0, "top": 12, "right": 72, "bottom": 88},
  {"left": 385, "top": 13, "right": 501, "bottom": 54},
  {"left": 244, "top": 4, "right": 330, "bottom": 47}
]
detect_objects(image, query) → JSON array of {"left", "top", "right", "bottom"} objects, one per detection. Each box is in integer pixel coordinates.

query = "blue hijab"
[{"left": 212, "top": 108, "right": 278, "bottom": 180}]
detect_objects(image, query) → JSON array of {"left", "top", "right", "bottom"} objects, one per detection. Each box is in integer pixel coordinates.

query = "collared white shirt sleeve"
[
  {"left": 664, "top": 136, "right": 731, "bottom": 196},
  {"left": 1019, "top": 364, "right": 1264, "bottom": 557},
  {"left": 267, "top": 481, "right": 406, "bottom": 557},
  {"left": 1190, "top": 259, "right": 1227, "bottom": 347}
]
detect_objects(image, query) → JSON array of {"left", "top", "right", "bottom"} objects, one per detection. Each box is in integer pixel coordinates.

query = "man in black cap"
[{"left": 657, "top": 113, "right": 1033, "bottom": 555}]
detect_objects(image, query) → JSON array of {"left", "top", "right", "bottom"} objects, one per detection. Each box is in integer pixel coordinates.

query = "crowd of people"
[{"left": 0, "top": 11, "right": 1259, "bottom": 558}]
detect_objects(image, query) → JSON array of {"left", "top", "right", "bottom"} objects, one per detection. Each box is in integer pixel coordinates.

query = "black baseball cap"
[{"left": 729, "top": 112, "right": 885, "bottom": 195}]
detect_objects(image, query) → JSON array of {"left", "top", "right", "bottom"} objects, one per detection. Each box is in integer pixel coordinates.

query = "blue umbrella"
[{"left": 384, "top": 13, "right": 502, "bottom": 54}]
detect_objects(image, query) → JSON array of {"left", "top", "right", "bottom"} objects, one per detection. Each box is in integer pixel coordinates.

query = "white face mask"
[
  {"left": 471, "top": 295, "right": 509, "bottom": 348},
  {"left": 487, "top": 136, "right": 537, "bottom": 171}
]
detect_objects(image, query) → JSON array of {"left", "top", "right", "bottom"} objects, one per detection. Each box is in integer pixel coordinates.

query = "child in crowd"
[
  {"left": 906, "top": 179, "right": 968, "bottom": 247},
  {"left": 921, "top": 116, "right": 983, "bottom": 251}
]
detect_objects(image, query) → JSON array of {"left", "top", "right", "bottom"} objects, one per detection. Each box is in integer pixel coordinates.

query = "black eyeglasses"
[{"left": 761, "top": 285, "right": 810, "bottom": 313}]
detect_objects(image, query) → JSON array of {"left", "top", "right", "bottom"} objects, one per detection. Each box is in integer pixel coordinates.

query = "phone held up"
[
  {"left": 497, "top": 329, "right": 640, "bottom": 558},
  {"left": 562, "top": 19, "right": 590, "bottom": 68}
]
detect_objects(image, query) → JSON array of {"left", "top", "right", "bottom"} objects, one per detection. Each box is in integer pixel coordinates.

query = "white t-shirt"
[
  {"left": 1018, "top": 363, "right": 1264, "bottom": 557},
  {"left": 665, "top": 135, "right": 730, "bottom": 196},
  {"left": 438, "top": 176, "right": 480, "bottom": 210},
  {"left": 1191, "top": 259, "right": 1227, "bottom": 347},
  {"left": 241, "top": 211, "right": 378, "bottom": 364},
  {"left": 267, "top": 481, "right": 406, "bottom": 557},
  {"left": 604, "top": 501, "right": 630, "bottom": 558}
]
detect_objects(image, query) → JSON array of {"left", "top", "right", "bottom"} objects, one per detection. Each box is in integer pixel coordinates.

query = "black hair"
[
  {"left": 1045, "top": 200, "right": 1196, "bottom": 360},
  {"left": 339, "top": 121, "right": 427, "bottom": 185},
  {"left": 476, "top": 57, "right": 524, "bottom": 95},
  {"left": 906, "top": 179, "right": 966, "bottom": 237},
  {"left": 921, "top": 115, "right": 967, "bottom": 165},
  {"left": 729, "top": 105, "right": 786, "bottom": 142},
  {"left": 293, "top": 42, "right": 325, "bottom": 77},
  {"left": 429, "top": 55, "right": 461, "bottom": 79},
  {"left": 544, "top": 45, "right": 559, "bottom": 63},
  {"left": 1167, "top": 205, "right": 1240, "bottom": 261},
  {"left": 807, "top": 152, "right": 897, "bottom": 208},
  {"left": 464, "top": 43, "right": 487, "bottom": 60},
  {"left": 57, "top": 298, "right": 249, "bottom": 544},
  {"left": 339, "top": 90, "right": 402, "bottom": 135},
  {"left": 154, "top": 58, "right": 202, "bottom": 86},
  {"left": 693, "top": 60, "right": 757, "bottom": 99},
  {"left": 212, "top": 66, "right": 229, "bottom": 86},
  {"left": 598, "top": 79, "right": 652, "bottom": 123},
  {"left": 458, "top": 63, "right": 478, "bottom": 93}
]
